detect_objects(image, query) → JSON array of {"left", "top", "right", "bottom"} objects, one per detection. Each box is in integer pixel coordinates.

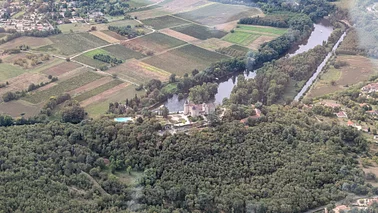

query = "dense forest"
[{"left": 0, "top": 106, "right": 371, "bottom": 212}]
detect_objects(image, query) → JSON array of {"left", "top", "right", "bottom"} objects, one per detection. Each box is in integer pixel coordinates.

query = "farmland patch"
[
  {"left": 80, "top": 82, "right": 130, "bottom": 107},
  {"left": 141, "top": 15, "right": 190, "bottom": 30},
  {"left": 0, "top": 100, "right": 41, "bottom": 118},
  {"left": 74, "top": 80, "right": 123, "bottom": 102},
  {"left": 171, "top": 23, "right": 227, "bottom": 40},
  {"left": 0, "top": 37, "right": 52, "bottom": 49},
  {"left": 90, "top": 30, "right": 120, "bottom": 43},
  {"left": 42, "top": 62, "right": 82, "bottom": 76},
  {"left": 69, "top": 77, "right": 113, "bottom": 95},
  {"left": 194, "top": 38, "right": 233, "bottom": 51},
  {"left": 142, "top": 44, "right": 229, "bottom": 76},
  {"left": 102, "top": 45, "right": 146, "bottom": 60},
  {"left": 159, "top": 28, "right": 199, "bottom": 42}
]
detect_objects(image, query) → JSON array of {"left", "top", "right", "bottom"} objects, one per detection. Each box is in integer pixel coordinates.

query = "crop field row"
[
  {"left": 124, "top": 32, "right": 186, "bottom": 53},
  {"left": 23, "top": 71, "right": 103, "bottom": 104},
  {"left": 141, "top": 15, "right": 190, "bottom": 30},
  {"left": 142, "top": 44, "right": 229, "bottom": 76},
  {"left": 222, "top": 32, "right": 261, "bottom": 46},
  {"left": 49, "top": 33, "right": 109, "bottom": 56},
  {"left": 171, "top": 23, "right": 227, "bottom": 40},
  {"left": 237, "top": 25, "right": 288, "bottom": 35},
  {"left": 74, "top": 80, "right": 123, "bottom": 102}
]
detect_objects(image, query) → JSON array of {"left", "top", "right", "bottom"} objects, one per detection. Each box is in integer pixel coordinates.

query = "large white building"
[{"left": 183, "top": 100, "right": 215, "bottom": 117}]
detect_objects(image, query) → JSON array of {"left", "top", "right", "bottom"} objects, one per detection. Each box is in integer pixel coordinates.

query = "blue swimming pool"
[{"left": 114, "top": 117, "right": 133, "bottom": 122}]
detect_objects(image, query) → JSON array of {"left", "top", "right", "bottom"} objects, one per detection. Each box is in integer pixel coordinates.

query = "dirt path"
[{"left": 81, "top": 171, "right": 110, "bottom": 197}]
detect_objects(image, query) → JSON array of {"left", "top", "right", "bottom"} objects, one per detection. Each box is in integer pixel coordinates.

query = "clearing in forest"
[
  {"left": 171, "top": 23, "right": 227, "bottom": 40},
  {"left": 142, "top": 44, "right": 229, "bottom": 76},
  {"left": 307, "top": 55, "right": 378, "bottom": 98},
  {"left": 108, "top": 59, "right": 170, "bottom": 83},
  {"left": 174, "top": 3, "right": 262, "bottom": 26},
  {"left": 141, "top": 15, "right": 190, "bottom": 30}
]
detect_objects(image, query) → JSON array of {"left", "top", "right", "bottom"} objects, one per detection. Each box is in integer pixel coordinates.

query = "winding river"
[{"left": 163, "top": 20, "right": 334, "bottom": 111}]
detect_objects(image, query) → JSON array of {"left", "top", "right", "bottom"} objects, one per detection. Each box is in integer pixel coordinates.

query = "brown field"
[
  {"left": 102, "top": 30, "right": 127, "bottom": 40},
  {"left": 0, "top": 37, "right": 52, "bottom": 49},
  {"left": 0, "top": 100, "right": 42, "bottom": 118},
  {"left": 213, "top": 20, "right": 238, "bottom": 31},
  {"left": 58, "top": 67, "right": 93, "bottom": 81},
  {"left": 80, "top": 82, "right": 130, "bottom": 107},
  {"left": 129, "top": 8, "right": 171, "bottom": 20},
  {"left": 43, "top": 62, "right": 82, "bottom": 76},
  {"left": 193, "top": 38, "right": 233, "bottom": 50},
  {"left": 90, "top": 31, "right": 120, "bottom": 43},
  {"left": 69, "top": 77, "right": 113, "bottom": 95},
  {"left": 307, "top": 55, "right": 378, "bottom": 98},
  {"left": 34, "top": 82, "right": 58, "bottom": 92},
  {"left": 160, "top": 0, "right": 211, "bottom": 13},
  {"left": 124, "top": 32, "right": 186, "bottom": 53},
  {"left": 2, "top": 52, "right": 28, "bottom": 63},
  {"left": 248, "top": 35, "right": 276, "bottom": 50},
  {"left": 108, "top": 59, "right": 170, "bottom": 83},
  {"left": 159, "top": 28, "right": 199, "bottom": 42},
  {"left": 0, "top": 73, "right": 49, "bottom": 96}
]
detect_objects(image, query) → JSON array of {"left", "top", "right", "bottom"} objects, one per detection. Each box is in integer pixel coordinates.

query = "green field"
[
  {"left": 0, "top": 63, "right": 27, "bottom": 81},
  {"left": 74, "top": 55, "right": 108, "bottom": 68},
  {"left": 23, "top": 71, "right": 103, "bottom": 104},
  {"left": 222, "top": 31, "right": 260, "bottom": 46},
  {"left": 175, "top": 3, "right": 262, "bottom": 25},
  {"left": 74, "top": 80, "right": 123, "bottom": 102},
  {"left": 102, "top": 45, "right": 146, "bottom": 60},
  {"left": 237, "top": 25, "right": 288, "bottom": 35},
  {"left": 142, "top": 44, "right": 229, "bottom": 76},
  {"left": 141, "top": 15, "right": 190, "bottom": 30},
  {"left": 34, "top": 44, "right": 58, "bottom": 52},
  {"left": 171, "top": 24, "right": 227, "bottom": 40},
  {"left": 105, "top": 19, "right": 140, "bottom": 27},
  {"left": 49, "top": 33, "right": 109, "bottom": 55}
]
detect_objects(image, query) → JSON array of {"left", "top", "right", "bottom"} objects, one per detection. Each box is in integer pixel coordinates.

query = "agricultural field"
[
  {"left": 49, "top": 33, "right": 109, "bottom": 56},
  {"left": 101, "top": 30, "right": 128, "bottom": 40},
  {"left": 171, "top": 23, "right": 227, "bottom": 40},
  {"left": 193, "top": 38, "right": 233, "bottom": 51},
  {"left": 159, "top": 28, "right": 199, "bottom": 42},
  {"left": 42, "top": 62, "right": 82, "bottom": 76},
  {"left": 108, "top": 59, "right": 170, "bottom": 83},
  {"left": 0, "top": 100, "right": 42, "bottom": 118},
  {"left": 142, "top": 44, "right": 229, "bottom": 76},
  {"left": 58, "top": 23, "right": 108, "bottom": 34},
  {"left": 74, "top": 49, "right": 110, "bottom": 68},
  {"left": 85, "top": 84, "right": 145, "bottom": 118},
  {"left": 175, "top": 3, "right": 262, "bottom": 26},
  {"left": 0, "top": 63, "right": 27, "bottom": 81},
  {"left": 102, "top": 45, "right": 146, "bottom": 60},
  {"left": 159, "top": 0, "right": 212, "bottom": 13},
  {"left": 80, "top": 82, "right": 130, "bottom": 107},
  {"left": 128, "top": 7, "right": 171, "bottom": 20},
  {"left": 105, "top": 19, "right": 141, "bottom": 27},
  {"left": 215, "top": 44, "right": 250, "bottom": 57},
  {"left": 141, "top": 15, "right": 190, "bottom": 30},
  {"left": 90, "top": 30, "right": 120, "bottom": 43},
  {"left": 307, "top": 55, "right": 378, "bottom": 98},
  {"left": 0, "top": 72, "right": 49, "bottom": 97},
  {"left": 74, "top": 80, "right": 124, "bottom": 102},
  {"left": 0, "top": 36, "right": 52, "bottom": 49},
  {"left": 223, "top": 24, "right": 286, "bottom": 48},
  {"left": 23, "top": 70, "right": 103, "bottom": 104},
  {"left": 124, "top": 32, "right": 186, "bottom": 53}
]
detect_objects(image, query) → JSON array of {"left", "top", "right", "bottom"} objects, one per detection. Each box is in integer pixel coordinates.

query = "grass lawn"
[
  {"left": 102, "top": 45, "right": 146, "bottom": 60},
  {"left": 222, "top": 31, "right": 260, "bottom": 46},
  {"left": 171, "top": 23, "right": 227, "bottom": 40},
  {"left": 237, "top": 25, "right": 288, "bottom": 35},
  {"left": 49, "top": 33, "right": 109, "bottom": 56},
  {"left": 0, "top": 63, "right": 28, "bottom": 81},
  {"left": 23, "top": 71, "right": 103, "bottom": 104},
  {"left": 141, "top": 15, "right": 189, "bottom": 30},
  {"left": 74, "top": 80, "right": 123, "bottom": 102},
  {"left": 142, "top": 44, "right": 229, "bottom": 76}
]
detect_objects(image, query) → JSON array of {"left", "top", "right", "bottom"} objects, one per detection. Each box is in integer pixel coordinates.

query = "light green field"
[
  {"left": 0, "top": 63, "right": 27, "bottom": 81},
  {"left": 237, "top": 25, "right": 288, "bottom": 35},
  {"left": 84, "top": 49, "right": 110, "bottom": 57},
  {"left": 222, "top": 31, "right": 260, "bottom": 46},
  {"left": 141, "top": 15, "right": 190, "bottom": 30},
  {"left": 74, "top": 80, "right": 123, "bottom": 102},
  {"left": 23, "top": 71, "right": 103, "bottom": 104},
  {"left": 74, "top": 55, "right": 108, "bottom": 68},
  {"left": 106, "top": 19, "right": 140, "bottom": 27}
]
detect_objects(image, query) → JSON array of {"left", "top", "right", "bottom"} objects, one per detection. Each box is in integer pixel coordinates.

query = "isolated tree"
[{"left": 161, "top": 106, "right": 169, "bottom": 118}]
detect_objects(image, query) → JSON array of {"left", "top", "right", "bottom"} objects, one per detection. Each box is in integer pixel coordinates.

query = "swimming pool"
[{"left": 114, "top": 117, "right": 133, "bottom": 122}]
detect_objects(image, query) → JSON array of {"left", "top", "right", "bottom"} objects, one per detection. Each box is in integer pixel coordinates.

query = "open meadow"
[
  {"left": 142, "top": 44, "right": 229, "bottom": 76},
  {"left": 307, "top": 55, "right": 378, "bottom": 98}
]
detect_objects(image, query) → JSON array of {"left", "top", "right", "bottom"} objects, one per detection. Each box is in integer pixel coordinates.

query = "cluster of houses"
[
  {"left": 183, "top": 100, "right": 216, "bottom": 117},
  {"left": 0, "top": 13, "right": 53, "bottom": 32},
  {"left": 329, "top": 198, "right": 378, "bottom": 213},
  {"left": 361, "top": 82, "right": 378, "bottom": 94}
]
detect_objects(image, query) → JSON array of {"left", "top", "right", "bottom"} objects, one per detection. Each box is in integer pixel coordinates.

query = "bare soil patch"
[
  {"left": 0, "top": 73, "right": 49, "bottom": 96},
  {"left": 213, "top": 20, "right": 238, "bottom": 31},
  {"left": 90, "top": 31, "right": 120, "bottom": 43},
  {"left": 108, "top": 59, "right": 170, "bottom": 83},
  {"left": 159, "top": 28, "right": 199, "bottom": 42},
  {"left": 0, "top": 100, "right": 42, "bottom": 118},
  {"left": 43, "top": 62, "right": 82, "bottom": 76},
  {"left": 0, "top": 37, "right": 52, "bottom": 49},
  {"left": 248, "top": 35, "right": 276, "bottom": 50},
  {"left": 80, "top": 82, "right": 129, "bottom": 107},
  {"left": 69, "top": 77, "right": 113, "bottom": 95}
]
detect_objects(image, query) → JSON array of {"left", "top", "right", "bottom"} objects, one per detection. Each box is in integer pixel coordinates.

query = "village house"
[
  {"left": 362, "top": 82, "right": 378, "bottom": 93},
  {"left": 183, "top": 100, "right": 216, "bottom": 117}
]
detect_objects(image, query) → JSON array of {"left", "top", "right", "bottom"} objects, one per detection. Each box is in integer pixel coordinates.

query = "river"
[{"left": 163, "top": 20, "right": 334, "bottom": 111}]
